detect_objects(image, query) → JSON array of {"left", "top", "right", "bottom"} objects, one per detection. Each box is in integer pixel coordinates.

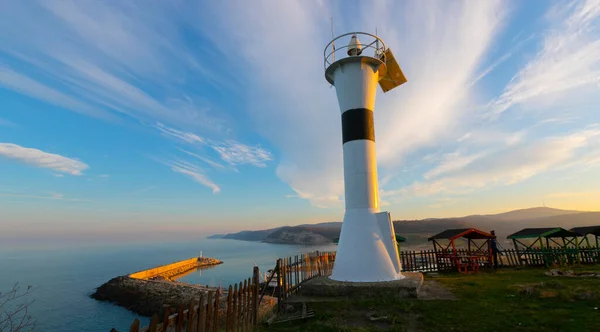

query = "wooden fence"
[
  {"left": 118, "top": 251, "right": 334, "bottom": 332},
  {"left": 399, "top": 248, "right": 600, "bottom": 273},
  {"left": 119, "top": 267, "right": 260, "bottom": 332},
  {"left": 265, "top": 251, "right": 335, "bottom": 311}
]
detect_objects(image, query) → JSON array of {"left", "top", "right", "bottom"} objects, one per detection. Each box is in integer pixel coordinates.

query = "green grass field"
[{"left": 262, "top": 266, "right": 600, "bottom": 332}]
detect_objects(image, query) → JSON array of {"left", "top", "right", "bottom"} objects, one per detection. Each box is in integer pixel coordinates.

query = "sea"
[{"left": 0, "top": 238, "right": 337, "bottom": 332}]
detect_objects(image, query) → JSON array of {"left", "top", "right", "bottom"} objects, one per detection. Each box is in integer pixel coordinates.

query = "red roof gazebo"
[{"left": 428, "top": 228, "right": 495, "bottom": 273}]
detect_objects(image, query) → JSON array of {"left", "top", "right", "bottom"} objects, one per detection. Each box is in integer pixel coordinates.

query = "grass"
[{"left": 261, "top": 266, "right": 600, "bottom": 332}]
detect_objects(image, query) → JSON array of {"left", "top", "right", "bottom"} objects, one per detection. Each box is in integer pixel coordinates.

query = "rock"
[
  {"left": 91, "top": 276, "right": 210, "bottom": 316},
  {"left": 367, "top": 313, "right": 389, "bottom": 321},
  {"left": 546, "top": 269, "right": 561, "bottom": 276}
]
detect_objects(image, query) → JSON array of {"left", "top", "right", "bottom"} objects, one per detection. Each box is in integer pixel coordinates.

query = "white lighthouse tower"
[{"left": 325, "top": 32, "right": 407, "bottom": 282}]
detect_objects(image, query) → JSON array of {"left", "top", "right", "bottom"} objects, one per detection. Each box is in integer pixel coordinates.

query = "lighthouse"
[{"left": 324, "top": 32, "right": 407, "bottom": 282}]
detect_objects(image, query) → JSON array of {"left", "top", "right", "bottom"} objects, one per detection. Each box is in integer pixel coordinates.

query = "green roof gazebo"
[
  {"left": 507, "top": 227, "right": 579, "bottom": 266},
  {"left": 571, "top": 226, "right": 600, "bottom": 263}
]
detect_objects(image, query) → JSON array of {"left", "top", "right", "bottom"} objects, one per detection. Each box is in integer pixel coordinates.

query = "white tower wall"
[{"left": 328, "top": 58, "right": 403, "bottom": 282}]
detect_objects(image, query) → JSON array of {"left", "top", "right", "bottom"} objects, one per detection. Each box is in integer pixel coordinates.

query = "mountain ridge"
[{"left": 208, "top": 207, "right": 599, "bottom": 245}]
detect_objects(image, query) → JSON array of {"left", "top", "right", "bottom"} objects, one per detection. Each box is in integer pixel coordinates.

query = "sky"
[{"left": 1, "top": 0, "right": 600, "bottom": 240}]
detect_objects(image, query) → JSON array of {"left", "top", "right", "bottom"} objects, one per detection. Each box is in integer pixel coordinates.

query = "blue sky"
[{"left": 1, "top": 0, "right": 600, "bottom": 240}]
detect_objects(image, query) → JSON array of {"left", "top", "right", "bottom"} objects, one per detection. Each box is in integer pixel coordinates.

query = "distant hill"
[
  {"left": 208, "top": 207, "right": 599, "bottom": 246},
  {"left": 483, "top": 207, "right": 583, "bottom": 221}
]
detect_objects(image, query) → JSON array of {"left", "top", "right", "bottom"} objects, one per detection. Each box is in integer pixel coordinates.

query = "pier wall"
[{"left": 129, "top": 257, "right": 222, "bottom": 280}]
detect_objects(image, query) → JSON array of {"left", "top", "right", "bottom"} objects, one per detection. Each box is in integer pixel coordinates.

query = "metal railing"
[{"left": 324, "top": 32, "right": 387, "bottom": 72}]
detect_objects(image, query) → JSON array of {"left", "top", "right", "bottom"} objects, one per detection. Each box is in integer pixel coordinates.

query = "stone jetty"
[{"left": 91, "top": 256, "right": 222, "bottom": 316}]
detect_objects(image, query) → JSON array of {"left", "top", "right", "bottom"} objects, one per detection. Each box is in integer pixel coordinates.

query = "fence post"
[
  {"left": 129, "top": 318, "right": 140, "bottom": 332},
  {"left": 198, "top": 292, "right": 206, "bottom": 332},
  {"left": 237, "top": 282, "right": 243, "bottom": 331},
  {"left": 288, "top": 257, "right": 292, "bottom": 291},
  {"left": 227, "top": 285, "right": 233, "bottom": 332},
  {"left": 232, "top": 284, "right": 238, "bottom": 332},
  {"left": 281, "top": 259, "right": 287, "bottom": 300},
  {"left": 148, "top": 314, "right": 159, "bottom": 332},
  {"left": 187, "top": 300, "right": 195, "bottom": 332},
  {"left": 316, "top": 251, "right": 321, "bottom": 276},
  {"left": 175, "top": 305, "right": 184, "bottom": 332},
  {"left": 276, "top": 259, "right": 282, "bottom": 312},
  {"left": 205, "top": 291, "right": 214, "bottom": 332},
  {"left": 214, "top": 289, "right": 220, "bottom": 332},
  {"left": 252, "top": 266, "right": 259, "bottom": 326},
  {"left": 247, "top": 278, "right": 252, "bottom": 330},
  {"left": 241, "top": 280, "right": 248, "bottom": 331},
  {"left": 161, "top": 305, "right": 171, "bottom": 330}
]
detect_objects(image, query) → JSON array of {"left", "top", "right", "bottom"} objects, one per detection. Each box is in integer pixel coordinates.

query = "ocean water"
[{"left": 0, "top": 238, "right": 336, "bottom": 332}]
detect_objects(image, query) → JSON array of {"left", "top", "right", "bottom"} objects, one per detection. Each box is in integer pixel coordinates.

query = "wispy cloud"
[
  {"left": 98, "top": 174, "right": 110, "bottom": 178},
  {"left": 211, "top": 140, "right": 272, "bottom": 168},
  {"left": 0, "top": 66, "right": 116, "bottom": 121},
  {"left": 488, "top": 0, "right": 600, "bottom": 118},
  {"left": 423, "top": 151, "right": 486, "bottom": 180},
  {"left": 190, "top": 0, "right": 506, "bottom": 207},
  {"left": 156, "top": 122, "right": 204, "bottom": 144},
  {"left": 157, "top": 123, "right": 273, "bottom": 169},
  {"left": 0, "top": 1, "right": 229, "bottom": 131},
  {"left": 162, "top": 158, "right": 220, "bottom": 194},
  {"left": 384, "top": 127, "right": 600, "bottom": 198},
  {"left": 0, "top": 143, "right": 88, "bottom": 175},
  {"left": 177, "top": 148, "right": 225, "bottom": 170},
  {"left": 376, "top": 1, "right": 506, "bottom": 165}
]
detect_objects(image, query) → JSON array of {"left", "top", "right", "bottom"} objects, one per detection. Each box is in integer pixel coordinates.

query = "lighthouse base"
[
  {"left": 331, "top": 208, "right": 404, "bottom": 282},
  {"left": 300, "top": 272, "right": 423, "bottom": 299}
]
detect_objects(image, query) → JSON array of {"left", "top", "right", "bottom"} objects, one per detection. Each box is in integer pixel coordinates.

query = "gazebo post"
[
  {"left": 513, "top": 239, "right": 522, "bottom": 265},
  {"left": 451, "top": 239, "right": 459, "bottom": 272},
  {"left": 575, "top": 236, "right": 580, "bottom": 265},
  {"left": 596, "top": 235, "right": 600, "bottom": 263}
]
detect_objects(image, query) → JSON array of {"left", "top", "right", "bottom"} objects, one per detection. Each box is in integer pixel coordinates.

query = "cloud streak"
[
  {"left": 0, "top": 1, "right": 229, "bottom": 131},
  {"left": 488, "top": 0, "right": 600, "bottom": 118},
  {"left": 0, "top": 143, "right": 89, "bottom": 175},
  {"left": 384, "top": 127, "right": 600, "bottom": 198},
  {"left": 161, "top": 158, "right": 220, "bottom": 194}
]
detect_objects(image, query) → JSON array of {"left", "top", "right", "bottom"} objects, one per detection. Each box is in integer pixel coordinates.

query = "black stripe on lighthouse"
[{"left": 341, "top": 108, "right": 375, "bottom": 143}]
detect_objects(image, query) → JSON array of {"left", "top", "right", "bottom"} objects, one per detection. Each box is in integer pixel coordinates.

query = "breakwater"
[
  {"left": 92, "top": 256, "right": 223, "bottom": 316},
  {"left": 129, "top": 257, "right": 222, "bottom": 281}
]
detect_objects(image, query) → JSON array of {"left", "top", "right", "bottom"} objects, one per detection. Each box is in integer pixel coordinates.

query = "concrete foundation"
[{"left": 299, "top": 272, "right": 424, "bottom": 299}]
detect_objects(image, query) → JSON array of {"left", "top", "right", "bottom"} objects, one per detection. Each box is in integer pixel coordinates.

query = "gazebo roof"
[
  {"left": 428, "top": 228, "right": 494, "bottom": 241},
  {"left": 571, "top": 226, "right": 600, "bottom": 236},
  {"left": 507, "top": 227, "right": 578, "bottom": 239}
]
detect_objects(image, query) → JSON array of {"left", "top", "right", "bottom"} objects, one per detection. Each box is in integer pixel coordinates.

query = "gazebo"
[
  {"left": 507, "top": 227, "right": 579, "bottom": 266},
  {"left": 428, "top": 228, "right": 495, "bottom": 273},
  {"left": 571, "top": 226, "right": 600, "bottom": 263}
]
